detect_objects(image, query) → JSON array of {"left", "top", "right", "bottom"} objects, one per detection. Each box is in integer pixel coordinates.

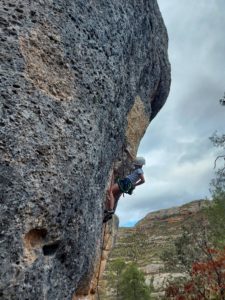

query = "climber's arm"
[{"left": 134, "top": 174, "right": 145, "bottom": 187}]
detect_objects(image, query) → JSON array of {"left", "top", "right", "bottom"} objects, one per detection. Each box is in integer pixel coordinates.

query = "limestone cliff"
[
  {"left": 0, "top": 0, "right": 170, "bottom": 299},
  {"left": 73, "top": 215, "right": 119, "bottom": 300}
]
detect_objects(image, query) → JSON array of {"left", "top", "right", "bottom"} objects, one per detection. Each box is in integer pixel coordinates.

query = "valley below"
[{"left": 100, "top": 199, "right": 211, "bottom": 299}]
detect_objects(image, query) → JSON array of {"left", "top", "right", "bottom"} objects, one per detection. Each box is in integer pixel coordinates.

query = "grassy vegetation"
[{"left": 101, "top": 201, "right": 211, "bottom": 299}]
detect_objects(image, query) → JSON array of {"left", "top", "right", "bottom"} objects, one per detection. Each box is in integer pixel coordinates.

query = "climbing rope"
[
  {"left": 96, "top": 169, "right": 115, "bottom": 299},
  {"left": 122, "top": 145, "right": 125, "bottom": 197},
  {"left": 96, "top": 146, "right": 134, "bottom": 298},
  {"left": 96, "top": 222, "right": 106, "bottom": 300},
  {"left": 96, "top": 220, "right": 113, "bottom": 300},
  {"left": 122, "top": 145, "right": 125, "bottom": 179}
]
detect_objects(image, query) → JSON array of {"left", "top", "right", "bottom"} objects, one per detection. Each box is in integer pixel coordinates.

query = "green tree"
[
  {"left": 206, "top": 189, "right": 225, "bottom": 248},
  {"left": 108, "top": 259, "right": 126, "bottom": 299},
  {"left": 208, "top": 106, "right": 225, "bottom": 247},
  {"left": 219, "top": 92, "right": 225, "bottom": 106},
  {"left": 210, "top": 132, "right": 225, "bottom": 191},
  {"left": 161, "top": 113, "right": 225, "bottom": 298},
  {"left": 119, "top": 263, "right": 151, "bottom": 300},
  {"left": 210, "top": 99, "right": 225, "bottom": 190},
  {"left": 161, "top": 214, "right": 211, "bottom": 274}
]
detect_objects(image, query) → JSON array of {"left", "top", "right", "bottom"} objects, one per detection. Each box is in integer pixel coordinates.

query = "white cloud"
[{"left": 117, "top": 0, "right": 225, "bottom": 227}]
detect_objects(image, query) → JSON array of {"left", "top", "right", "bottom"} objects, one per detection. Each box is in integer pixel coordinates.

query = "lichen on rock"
[
  {"left": 19, "top": 24, "right": 74, "bottom": 100},
  {"left": 126, "top": 95, "right": 150, "bottom": 158}
]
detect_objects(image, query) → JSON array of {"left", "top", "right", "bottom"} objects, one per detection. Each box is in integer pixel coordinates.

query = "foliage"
[
  {"left": 160, "top": 245, "right": 179, "bottom": 272},
  {"left": 165, "top": 247, "right": 225, "bottom": 299},
  {"left": 161, "top": 104, "right": 225, "bottom": 299},
  {"left": 161, "top": 193, "right": 225, "bottom": 299},
  {"left": 210, "top": 132, "right": 225, "bottom": 149},
  {"left": 118, "top": 263, "right": 152, "bottom": 300},
  {"left": 209, "top": 100, "right": 225, "bottom": 190},
  {"left": 112, "top": 226, "right": 155, "bottom": 264},
  {"left": 206, "top": 190, "right": 225, "bottom": 248},
  {"left": 209, "top": 131, "right": 225, "bottom": 190},
  {"left": 122, "top": 229, "right": 149, "bottom": 263},
  {"left": 108, "top": 259, "right": 126, "bottom": 299},
  {"left": 161, "top": 215, "right": 210, "bottom": 273},
  {"left": 219, "top": 93, "right": 225, "bottom": 106},
  {"left": 162, "top": 218, "right": 225, "bottom": 299},
  {"left": 107, "top": 260, "right": 152, "bottom": 299},
  {"left": 208, "top": 105, "right": 225, "bottom": 247}
]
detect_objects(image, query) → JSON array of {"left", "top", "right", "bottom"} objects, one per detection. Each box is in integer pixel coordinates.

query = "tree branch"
[{"left": 214, "top": 155, "right": 225, "bottom": 169}]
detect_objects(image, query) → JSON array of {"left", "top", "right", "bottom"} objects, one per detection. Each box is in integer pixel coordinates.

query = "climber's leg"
[{"left": 107, "top": 183, "right": 120, "bottom": 211}]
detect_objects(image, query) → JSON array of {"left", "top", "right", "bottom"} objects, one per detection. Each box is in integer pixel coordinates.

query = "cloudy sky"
[{"left": 117, "top": 0, "right": 225, "bottom": 227}]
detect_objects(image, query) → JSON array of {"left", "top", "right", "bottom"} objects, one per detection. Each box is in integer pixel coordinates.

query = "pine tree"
[
  {"left": 108, "top": 259, "right": 126, "bottom": 299},
  {"left": 161, "top": 100, "right": 225, "bottom": 299},
  {"left": 118, "top": 263, "right": 151, "bottom": 300}
]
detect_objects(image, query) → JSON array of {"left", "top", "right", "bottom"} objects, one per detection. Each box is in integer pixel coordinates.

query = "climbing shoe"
[{"left": 104, "top": 209, "right": 114, "bottom": 215}]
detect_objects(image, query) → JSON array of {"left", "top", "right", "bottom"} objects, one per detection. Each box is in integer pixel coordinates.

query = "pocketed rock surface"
[{"left": 0, "top": 0, "right": 170, "bottom": 299}]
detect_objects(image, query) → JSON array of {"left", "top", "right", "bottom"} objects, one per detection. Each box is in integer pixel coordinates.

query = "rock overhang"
[{"left": 0, "top": 0, "right": 170, "bottom": 299}]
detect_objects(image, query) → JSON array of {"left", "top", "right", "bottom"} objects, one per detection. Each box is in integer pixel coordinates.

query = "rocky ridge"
[
  {"left": 101, "top": 200, "right": 211, "bottom": 299},
  {"left": 0, "top": 0, "right": 170, "bottom": 299}
]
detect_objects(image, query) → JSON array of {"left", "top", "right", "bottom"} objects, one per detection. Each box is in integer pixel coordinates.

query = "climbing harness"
[
  {"left": 103, "top": 144, "right": 134, "bottom": 222},
  {"left": 117, "top": 145, "right": 135, "bottom": 195},
  {"left": 117, "top": 178, "right": 133, "bottom": 194}
]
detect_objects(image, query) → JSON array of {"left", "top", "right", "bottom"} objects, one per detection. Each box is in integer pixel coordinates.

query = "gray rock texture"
[{"left": 0, "top": 0, "right": 170, "bottom": 299}]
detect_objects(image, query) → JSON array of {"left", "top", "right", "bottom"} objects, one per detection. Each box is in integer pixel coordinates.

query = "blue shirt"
[{"left": 126, "top": 168, "right": 144, "bottom": 184}]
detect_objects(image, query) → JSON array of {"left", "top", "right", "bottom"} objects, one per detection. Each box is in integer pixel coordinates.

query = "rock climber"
[{"left": 106, "top": 157, "right": 146, "bottom": 214}]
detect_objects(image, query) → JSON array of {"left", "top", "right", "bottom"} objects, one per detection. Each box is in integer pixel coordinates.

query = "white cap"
[{"left": 134, "top": 157, "right": 146, "bottom": 166}]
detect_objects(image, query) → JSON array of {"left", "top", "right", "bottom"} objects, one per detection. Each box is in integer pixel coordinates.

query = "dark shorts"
[{"left": 118, "top": 178, "right": 132, "bottom": 193}]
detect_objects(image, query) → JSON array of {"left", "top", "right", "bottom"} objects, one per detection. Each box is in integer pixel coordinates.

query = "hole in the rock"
[
  {"left": 58, "top": 252, "right": 66, "bottom": 263},
  {"left": 43, "top": 241, "right": 60, "bottom": 256},
  {"left": 65, "top": 118, "right": 73, "bottom": 124},
  {"left": 15, "top": 8, "right": 23, "bottom": 13},
  {"left": 24, "top": 228, "right": 47, "bottom": 248}
]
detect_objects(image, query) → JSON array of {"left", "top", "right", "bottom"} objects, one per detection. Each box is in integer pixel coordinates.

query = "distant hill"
[{"left": 100, "top": 199, "right": 211, "bottom": 299}]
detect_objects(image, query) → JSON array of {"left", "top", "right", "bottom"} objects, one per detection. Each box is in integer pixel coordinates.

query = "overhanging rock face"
[{"left": 0, "top": 0, "right": 170, "bottom": 299}]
